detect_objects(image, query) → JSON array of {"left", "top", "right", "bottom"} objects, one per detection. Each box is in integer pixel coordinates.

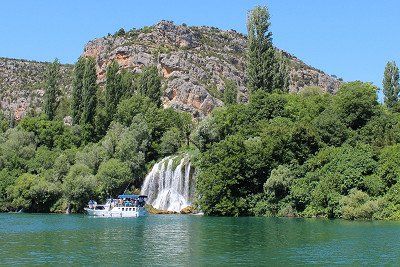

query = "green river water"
[{"left": 1, "top": 213, "right": 400, "bottom": 266}]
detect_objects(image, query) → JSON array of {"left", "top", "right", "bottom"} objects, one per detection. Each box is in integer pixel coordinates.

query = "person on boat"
[{"left": 88, "top": 200, "right": 95, "bottom": 209}]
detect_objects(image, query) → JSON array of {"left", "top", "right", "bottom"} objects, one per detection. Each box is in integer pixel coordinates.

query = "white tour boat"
[{"left": 84, "top": 194, "right": 148, "bottom": 218}]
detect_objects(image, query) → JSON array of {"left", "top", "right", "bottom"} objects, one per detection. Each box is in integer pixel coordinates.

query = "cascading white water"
[{"left": 140, "top": 155, "right": 195, "bottom": 212}]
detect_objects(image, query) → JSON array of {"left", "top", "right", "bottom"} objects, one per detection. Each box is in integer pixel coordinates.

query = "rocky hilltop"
[
  {"left": 0, "top": 21, "right": 341, "bottom": 120},
  {"left": 83, "top": 21, "right": 341, "bottom": 117},
  {"left": 0, "top": 57, "right": 73, "bottom": 120}
]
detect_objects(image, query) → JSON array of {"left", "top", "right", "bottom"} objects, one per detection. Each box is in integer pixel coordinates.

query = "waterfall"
[{"left": 141, "top": 155, "right": 195, "bottom": 212}]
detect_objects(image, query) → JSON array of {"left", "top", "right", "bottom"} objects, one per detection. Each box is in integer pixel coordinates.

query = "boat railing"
[{"left": 113, "top": 202, "right": 145, "bottom": 208}]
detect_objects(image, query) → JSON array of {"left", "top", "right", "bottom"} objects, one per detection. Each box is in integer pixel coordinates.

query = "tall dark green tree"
[
  {"left": 71, "top": 57, "right": 86, "bottom": 124},
  {"left": 383, "top": 61, "right": 400, "bottom": 109},
  {"left": 137, "top": 66, "right": 162, "bottom": 106},
  {"left": 272, "top": 51, "right": 289, "bottom": 92},
  {"left": 246, "top": 6, "right": 288, "bottom": 94},
  {"left": 105, "top": 60, "right": 122, "bottom": 125},
  {"left": 246, "top": 6, "right": 275, "bottom": 93},
  {"left": 120, "top": 69, "right": 134, "bottom": 97},
  {"left": 223, "top": 80, "right": 238, "bottom": 105},
  {"left": 81, "top": 57, "right": 98, "bottom": 126},
  {"left": 43, "top": 59, "right": 60, "bottom": 120}
]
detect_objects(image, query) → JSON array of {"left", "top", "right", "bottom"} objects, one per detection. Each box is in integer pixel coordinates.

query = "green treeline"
[
  {"left": 0, "top": 5, "right": 399, "bottom": 220},
  {"left": 194, "top": 83, "right": 400, "bottom": 219},
  {"left": 0, "top": 58, "right": 192, "bottom": 213},
  {"left": 194, "top": 6, "right": 400, "bottom": 220}
]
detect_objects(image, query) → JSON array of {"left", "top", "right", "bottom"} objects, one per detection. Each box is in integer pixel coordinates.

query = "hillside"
[
  {"left": 0, "top": 21, "right": 341, "bottom": 119},
  {"left": 0, "top": 57, "right": 73, "bottom": 120},
  {"left": 83, "top": 21, "right": 341, "bottom": 117}
]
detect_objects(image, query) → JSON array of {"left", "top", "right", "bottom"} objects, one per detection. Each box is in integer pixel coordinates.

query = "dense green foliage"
[
  {"left": 223, "top": 80, "right": 238, "bottom": 105},
  {"left": 382, "top": 61, "right": 400, "bottom": 109},
  {"left": 71, "top": 57, "right": 86, "bottom": 124},
  {"left": 81, "top": 57, "right": 98, "bottom": 127},
  {"left": 0, "top": 97, "right": 191, "bottom": 212},
  {"left": 195, "top": 81, "right": 400, "bottom": 220},
  {"left": 1, "top": 6, "right": 399, "bottom": 222},
  {"left": 105, "top": 60, "right": 123, "bottom": 126},
  {"left": 137, "top": 66, "right": 162, "bottom": 107},
  {"left": 43, "top": 59, "right": 61, "bottom": 120},
  {"left": 0, "top": 54, "right": 191, "bottom": 213}
]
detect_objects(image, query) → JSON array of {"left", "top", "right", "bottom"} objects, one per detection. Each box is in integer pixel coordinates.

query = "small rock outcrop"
[{"left": 83, "top": 20, "right": 341, "bottom": 117}]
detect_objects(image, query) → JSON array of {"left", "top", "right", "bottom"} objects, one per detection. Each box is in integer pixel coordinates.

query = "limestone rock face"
[
  {"left": 0, "top": 21, "right": 341, "bottom": 120},
  {"left": 0, "top": 57, "right": 73, "bottom": 121},
  {"left": 82, "top": 21, "right": 341, "bottom": 118}
]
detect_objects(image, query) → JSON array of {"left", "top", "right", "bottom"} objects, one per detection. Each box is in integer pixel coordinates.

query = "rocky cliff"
[
  {"left": 83, "top": 21, "right": 341, "bottom": 117},
  {"left": 0, "top": 21, "right": 341, "bottom": 120},
  {"left": 0, "top": 57, "right": 73, "bottom": 120}
]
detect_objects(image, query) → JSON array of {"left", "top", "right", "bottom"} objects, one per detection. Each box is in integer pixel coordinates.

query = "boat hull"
[{"left": 84, "top": 207, "right": 147, "bottom": 218}]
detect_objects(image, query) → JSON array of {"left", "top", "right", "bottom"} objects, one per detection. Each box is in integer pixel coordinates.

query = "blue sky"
[{"left": 0, "top": 1, "right": 399, "bottom": 94}]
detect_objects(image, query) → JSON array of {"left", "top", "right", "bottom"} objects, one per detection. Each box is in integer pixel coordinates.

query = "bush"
[
  {"left": 63, "top": 164, "right": 97, "bottom": 212},
  {"left": 96, "top": 159, "right": 131, "bottom": 199},
  {"left": 8, "top": 173, "right": 60, "bottom": 212},
  {"left": 340, "top": 189, "right": 381, "bottom": 220}
]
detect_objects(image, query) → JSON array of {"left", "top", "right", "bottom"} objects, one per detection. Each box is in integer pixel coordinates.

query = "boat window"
[
  {"left": 129, "top": 208, "right": 132, "bottom": 211},
  {"left": 122, "top": 208, "right": 124, "bottom": 211}
]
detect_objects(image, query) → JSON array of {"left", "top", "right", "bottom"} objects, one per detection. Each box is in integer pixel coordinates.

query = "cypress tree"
[
  {"left": 137, "top": 66, "right": 162, "bottom": 106},
  {"left": 246, "top": 6, "right": 275, "bottom": 93},
  {"left": 120, "top": 69, "right": 134, "bottom": 97},
  {"left": 81, "top": 57, "right": 97, "bottom": 126},
  {"left": 383, "top": 61, "right": 400, "bottom": 109},
  {"left": 43, "top": 59, "right": 60, "bottom": 120},
  {"left": 246, "top": 6, "right": 289, "bottom": 94},
  {"left": 105, "top": 60, "right": 121, "bottom": 125},
  {"left": 272, "top": 51, "right": 289, "bottom": 92},
  {"left": 223, "top": 79, "right": 238, "bottom": 105},
  {"left": 71, "top": 57, "right": 86, "bottom": 124}
]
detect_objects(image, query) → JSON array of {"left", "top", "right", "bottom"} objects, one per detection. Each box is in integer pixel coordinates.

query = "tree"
[
  {"left": 383, "top": 61, "right": 400, "bottom": 109},
  {"left": 248, "top": 91, "right": 287, "bottom": 122},
  {"left": 105, "top": 60, "right": 122, "bottom": 126},
  {"left": 333, "top": 81, "right": 378, "bottom": 130},
  {"left": 159, "top": 127, "right": 182, "bottom": 156},
  {"left": 223, "top": 80, "right": 238, "bottom": 105},
  {"left": 115, "top": 116, "right": 150, "bottom": 181},
  {"left": 377, "top": 144, "right": 400, "bottom": 188},
  {"left": 264, "top": 165, "right": 293, "bottom": 202},
  {"left": 63, "top": 164, "right": 97, "bottom": 212},
  {"left": 120, "top": 69, "right": 134, "bottom": 98},
  {"left": 43, "top": 59, "right": 60, "bottom": 120},
  {"left": 81, "top": 57, "right": 98, "bottom": 126},
  {"left": 313, "top": 110, "right": 348, "bottom": 147},
  {"left": 272, "top": 51, "right": 289, "bottom": 92},
  {"left": 0, "top": 128, "right": 36, "bottom": 171},
  {"left": 246, "top": 6, "right": 288, "bottom": 93},
  {"left": 301, "top": 144, "right": 379, "bottom": 217},
  {"left": 8, "top": 173, "right": 59, "bottom": 212},
  {"left": 96, "top": 159, "right": 131, "bottom": 199},
  {"left": 137, "top": 66, "right": 162, "bottom": 106},
  {"left": 71, "top": 57, "right": 86, "bottom": 124},
  {"left": 115, "top": 28, "right": 126, "bottom": 36},
  {"left": 115, "top": 94, "right": 158, "bottom": 126},
  {"left": 339, "top": 189, "right": 380, "bottom": 220},
  {"left": 196, "top": 134, "right": 249, "bottom": 216}
]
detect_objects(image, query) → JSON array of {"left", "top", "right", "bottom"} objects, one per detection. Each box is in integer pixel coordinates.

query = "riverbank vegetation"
[
  {"left": 0, "top": 5, "right": 399, "bottom": 220},
  {"left": 0, "top": 60, "right": 192, "bottom": 213},
  {"left": 195, "top": 6, "right": 400, "bottom": 220}
]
